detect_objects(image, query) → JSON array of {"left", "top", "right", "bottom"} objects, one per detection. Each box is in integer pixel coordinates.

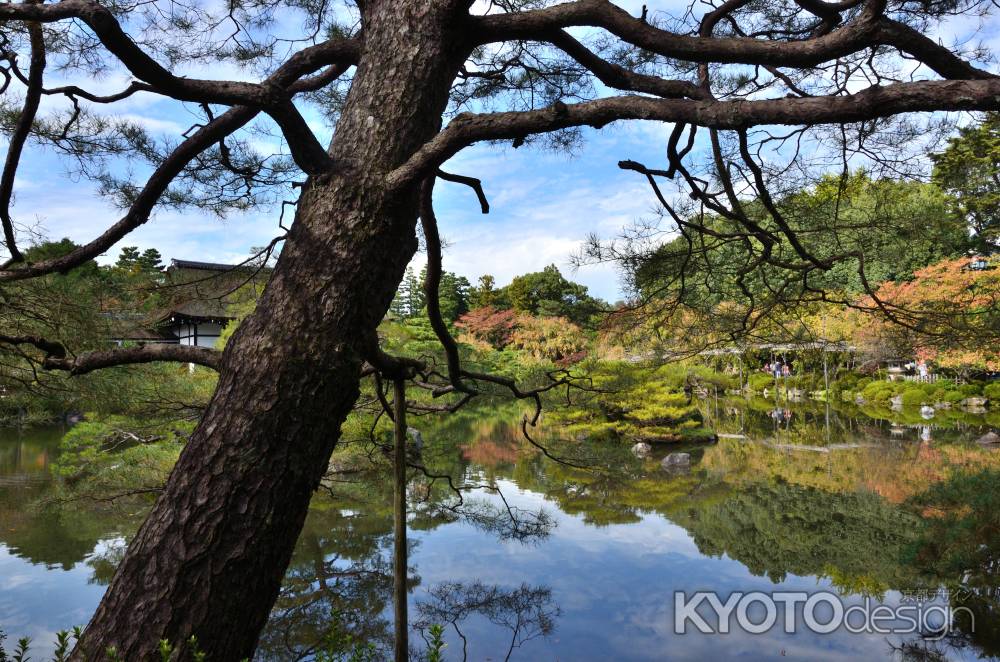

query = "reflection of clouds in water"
[
  {"left": 4, "top": 403, "right": 996, "bottom": 660},
  {"left": 0, "top": 543, "right": 108, "bottom": 658},
  {"left": 409, "top": 477, "right": 986, "bottom": 661},
  {"left": 415, "top": 580, "right": 560, "bottom": 662},
  {"left": 0, "top": 571, "right": 35, "bottom": 591}
]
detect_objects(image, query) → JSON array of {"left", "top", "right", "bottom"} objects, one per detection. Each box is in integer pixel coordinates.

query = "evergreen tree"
[
  {"left": 137, "top": 248, "right": 164, "bottom": 273},
  {"left": 932, "top": 113, "right": 1000, "bottom": 251},
  {"left": 436, "top": 272, "right": 471, "bottom": 322},
  {"left": 115, "top": 246, "right": 141, "bottom": 270},
  {"left": 388, "top": 276, "right": 410, "bottom": 319},
  {"left": 502, "top": 265, "right": 602, "bottom": 325},
  {"left": 469, "top": 274, "right": 498, "bottom": 309},
  {"left": 405, "top": 267, "right": 425, "bottom": 318}
]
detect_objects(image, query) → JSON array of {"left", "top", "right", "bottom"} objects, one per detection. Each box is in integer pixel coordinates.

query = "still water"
[{"left": 1, "top": 400, "right": 999, "bottom": 660}]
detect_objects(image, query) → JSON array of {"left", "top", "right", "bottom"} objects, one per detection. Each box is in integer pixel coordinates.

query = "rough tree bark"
[{"left": 71, "top": 2, "right": 467, "bottom": 659}]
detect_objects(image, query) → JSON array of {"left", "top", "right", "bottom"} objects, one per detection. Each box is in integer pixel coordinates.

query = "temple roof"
[
  {"left": 168, "top": 259, "right": 256, "bottom": 272},
  {"left": 160, "top": 300, "right": 234, "bottom": 323}
]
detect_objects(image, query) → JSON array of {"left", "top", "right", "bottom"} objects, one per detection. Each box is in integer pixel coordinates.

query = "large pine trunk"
[{"left": 72, "top": 3, "right": 465, "bottom": 659}]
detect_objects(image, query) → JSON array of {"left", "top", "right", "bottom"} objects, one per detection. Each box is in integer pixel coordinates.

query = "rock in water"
[
  {"left": 977, "top": 431, "right": 1000, "bottom": 446},
  {"left": 661, "top": 452, "right": 691, "bottom": 469},
  {"left": 631, "top": 442, "right": 652, "bottom": 457}
]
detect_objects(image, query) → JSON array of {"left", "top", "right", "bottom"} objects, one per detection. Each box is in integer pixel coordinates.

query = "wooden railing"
[{"left": 899, "top": 374, "right": 940, "bottom": 383}]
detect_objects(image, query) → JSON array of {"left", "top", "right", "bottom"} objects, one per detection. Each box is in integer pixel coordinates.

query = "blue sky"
[
  {"left": 9, "top": 90, "right": 678, "bottom": 303},
  {"left": 4, "top": 0, "right": 998, "bottom": 303}
]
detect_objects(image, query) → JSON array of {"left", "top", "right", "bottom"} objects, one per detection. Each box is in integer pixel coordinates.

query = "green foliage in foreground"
[
  {"left": 0, "top": 617, "right": 446, "bottom": 662},
  {"left": 50, "top": 416, "right": 193, "bottom": 501},
  {"left": 0, "top": 628, "right": 80, "bottom": 662}
]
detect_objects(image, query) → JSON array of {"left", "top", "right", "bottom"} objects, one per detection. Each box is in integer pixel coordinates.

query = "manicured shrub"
[
  {"left": 941, "top": 390, "right": 965, "bottom": 404},
  {"left": 748, "top": 373, "right": 776, "bottom": 392},
  {"left": 959, "top": 382, "right": 984, "bottom": 396},
  {"left": 861, "top": 380, "right": 898, "bottom": 405},
  {"left": 901, "top": 388, "right": 929, "bottom": 407},
  {"left": 983, "top": 382, "right": 1000, "bottom": 402}
]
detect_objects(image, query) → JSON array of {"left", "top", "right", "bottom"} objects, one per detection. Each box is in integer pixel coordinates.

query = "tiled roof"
[
  {"left": 169, "top": 259, "right": 254, "bottom": 272},
  {"left": 161, "top": 300, "right": 234, "bottom": 322}
]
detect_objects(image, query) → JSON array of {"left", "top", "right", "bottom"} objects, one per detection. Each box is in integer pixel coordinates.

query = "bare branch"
[
  {"left": 436, "top": 170, "right": 490, "bottom": 214},
  {"left": 471, "top": 0, "right": 888, "bottom": 67},
  {"left": 44, "top": 345, "right": 221, "bottom": 374},
  {"left": 0, "top": 2, "right": 361, "bottom": 104},
  {"left": 0, "top": 334, "right": 220, "bottom": 374},
  {"left": 388, "top": 78, "right": 1000, "bottom": 189},
  {"left": 0, "top": 13, "right": 44, "bottom": 267},
  {"left": 545, "top": 30, "right": 708, "bottom": 100},
  {"left": 0, "top": 2, "right": 359, "bottom": 172},
  {"left": 0, "top": 105, "right": 259, "bottom": 281}
]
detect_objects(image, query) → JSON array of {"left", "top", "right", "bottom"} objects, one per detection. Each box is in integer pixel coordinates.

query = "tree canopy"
[{"left": 932, "top": 113, "right": 1000, "bottom": 251}]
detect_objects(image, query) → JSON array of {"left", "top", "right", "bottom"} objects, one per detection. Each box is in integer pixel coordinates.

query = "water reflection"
[
  {"left": 414, "top": 581, "right": 559, "bottom": 662},
  {"left": 2, "top": 400, "right": 1000, "bottom": 660},
  {"left": 259, "top": 506, "right": 398, "bottom": 660},
  {"left": 0, "top": 427, "right": 126, "bottom": 571}
]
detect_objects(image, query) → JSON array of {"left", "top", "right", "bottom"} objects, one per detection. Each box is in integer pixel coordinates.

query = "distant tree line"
[{"left": 390, "top": 263, "right": 605, "bottom": 327}]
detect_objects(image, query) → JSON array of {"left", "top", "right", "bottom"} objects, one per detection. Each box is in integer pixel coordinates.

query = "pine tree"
[
  {"left": 137, "top": 248, "right": 164, "bottom": 273},
  {"left": 405, "top": 267, "right": 425, "bottom": 317},
  {"left": 115, "top": 246, "right": 140, "bottom": 270}
]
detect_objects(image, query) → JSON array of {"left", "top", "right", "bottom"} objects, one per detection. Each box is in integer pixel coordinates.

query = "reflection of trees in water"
[
  {"left": 451, "top": 498, "right": 553, "bottom": 544},
  {"left": 908, "top": 469, "right": 1000, "bottom": 657},
  {"left": 0, "top": 428, "right": 115, "bottom": 569},
  {"left": 87, "top": 538, "right": 126, "bottom": 585},
  {"left": 701, "top": 436, "right": 1000, "bottom": 504},
  {"left": 0, "top": 499, "right": 141, "bottom": 571},
  {"left": 257, "top": 506, "right": 405, "bottom": 661},
  {"left": 413, "top": 494, "right": 554, "bottom": 545},
  {"left": 889, "top": 636, "right": 967, "bottom": 662},
  {"left": 415, "top": 581, "right": 560, "bottom": 662},
  {"left": 458, "top": 416, "right": 527, "bottom": 467},
  {"left": 9, "top": 404, "right": 999, "bottom": 659},
  {"left": 256, "top": 426, "right": 557, "bottom": 661},
  {"left": 699, "top": 396, "right": 992, "bottom": 445},
  {"left": 673, "top": 481, "right": 925, "bottom": 592}
]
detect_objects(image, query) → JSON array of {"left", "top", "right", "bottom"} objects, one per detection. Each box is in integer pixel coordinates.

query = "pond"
[{"left": 2, "top": 400, "right": 999, "bottom": 661}]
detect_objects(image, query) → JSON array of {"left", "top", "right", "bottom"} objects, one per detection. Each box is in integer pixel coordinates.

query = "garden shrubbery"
[
  {"left": 51, "top": 415, "right": 194, "bottom": 500},
  {"left": 740, "top": 368, "right": 988, "bottom": 408}
]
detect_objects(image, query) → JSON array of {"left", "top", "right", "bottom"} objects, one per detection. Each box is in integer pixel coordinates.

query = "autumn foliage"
[
  {"left": 867, "top": 257, "right": 1000, "bottom": 371},
  {"left": 456, "top": 306, "right": 587, "bottom": 363}
]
